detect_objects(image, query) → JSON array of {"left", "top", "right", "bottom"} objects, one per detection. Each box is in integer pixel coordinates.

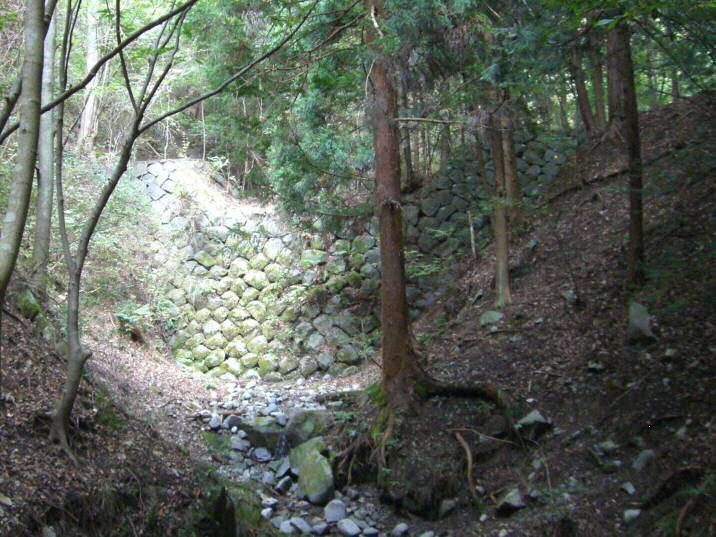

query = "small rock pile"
[{"left": 197, "top": 380, "right": 439, "bottom": 536}]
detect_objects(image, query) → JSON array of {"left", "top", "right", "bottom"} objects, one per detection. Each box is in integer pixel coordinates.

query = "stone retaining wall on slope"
[{"left": 133, "top": 132, "right": 572, "bottom": 383}]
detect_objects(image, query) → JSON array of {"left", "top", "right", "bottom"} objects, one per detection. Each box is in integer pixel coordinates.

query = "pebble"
[
  {"left": 263, "top": 471, "right": 276, "bottom": 486},
  {"left": 253, "top": 447, "right": 273, "bottom": 462},
  {"left": 275, "top": 475, "right": 293, "bottom": 494},
  {"left": 621, "top": 482, "right": 636, "bottom": 495},
  {"left": 261, "top": 507, "right": 273, "bottom": 519},
  {"left": 311, "top": 522, "right": 328, "bottom": 535},
  {"left": 280, "top": 519, "right": 295, "bottom": 534},
  {"left": 208, "top": 414, "right": 221, "bottom": 430},
  {"left": 324, "top": 499, "right": 347, "bottom": 523},
  {"left": 624, "top": 509, "right": 641, "bottom": 523},
  {"left": 632, "top": 449, "right": 656, "bottom": 472},
  {"left": 336, "top": 518, "right": 361, "bottom": 537},
  {"left": 392, "top": 522, "right": 409, "bottom": 536},
  {"left": 290, "top": 517, "right": 312, "bottom": 534},
  {"left": 419, "top": 532, "right": 435, "bottom": 537}
]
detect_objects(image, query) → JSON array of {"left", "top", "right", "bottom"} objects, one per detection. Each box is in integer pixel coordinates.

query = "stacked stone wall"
[{"left": 133, "top": 132, "right": 572, "bottom": 383}]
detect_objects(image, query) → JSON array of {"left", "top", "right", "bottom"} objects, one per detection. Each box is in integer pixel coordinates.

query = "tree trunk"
[
  {"left": 558, "top": 74, "right": 571, "bottom": 132},
  {"left": 569, "top": 48, "right": 596, "bottom": 136},
  {"left": 487, "top": 109, "right": 512, "bottom": 307},
  {"left": 366, "top": 0, "right": 419, "bottom": 408},
  {"left": 31, "top": 10, "right": 57, "bottom": 297},
  {"left": 78, "top": 0, "right": 100, "bottom": 146},
  {"left": 439, "top": 123, "right": 450, "bottom": 174},
  {"left": 501, "top": 109, "right": 522, "bottom": 228},
  {"left": 589, "top": 31, "right": 607, "bottom": 130},
  {"left": 399, "top": 67, "right": 415, "bottom": 190},
  {"left": 607, "top": 21, "right": 644, "bottom": 287},
  {"left": 0, "top": 0, "right": 44, "bottom": 305}
]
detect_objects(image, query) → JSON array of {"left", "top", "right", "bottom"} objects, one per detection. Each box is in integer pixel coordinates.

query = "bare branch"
[
  {"left": 0, "top": 0, "right": 199, "bottom": 145},
  {"left": 139, "top": 0, "right": 319, "bottom": 136}
]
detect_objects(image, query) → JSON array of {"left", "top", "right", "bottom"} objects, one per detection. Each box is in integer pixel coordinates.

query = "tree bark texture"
[
  {"left": 607, "top": 22, "right": 644, "bottom": 286},
  {"left": 487, "top": 111, "right": 512, "bottom": 307},
  {"left": 399, "top": 67, "right": 415, "bottom": 190},
  {"left": 569, "top": 48, "right": 596, "bottom": 136},
  {"left": 500, "top": 108, "right": 522, "bottom": 227},
  {"left": 589, "top": 31, "right": 607, "bottom": 130},
  {"left": 31, "top": 11, "right": 57, "bottom": 296},
  {"left": 0, "top": 0, "right": 45, "bottom": 305},
  {"left": 79, "top": 0, "right": 100, "bottom": 146},
  {"left": 366, "top": 0, "right": 415, "bottom": 406}
]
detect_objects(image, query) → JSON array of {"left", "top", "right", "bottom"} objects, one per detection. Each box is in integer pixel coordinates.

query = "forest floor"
[{"left": 1, "top": 95, "right": 715, "bottom": 537}]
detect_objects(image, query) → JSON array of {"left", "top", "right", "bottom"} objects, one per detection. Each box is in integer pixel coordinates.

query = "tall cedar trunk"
[
  {"left": 558, "top": 74, "right": 571, "bottom": 132},
  {"left": 0, "top": 0, "right": 44, "bottom": 305},
  {"left": 569, "top": 48, "right": 596, "bottom": 136},
  {"left": 78, "top": 0, "right": 99, "bottom": 146},
  {"left": 487, "top": 110, "right": 512, "bottom": 307},
  {"left": 399, "top": 67, "right": 415, "bottom": 190},
  {"left": 607, "top": 22, "right": 644, "bottom": 286},
  {"left": 589, "top": 31, "right": 607, "bottom": 130},
  {"left": 439, "top": 123, "right": 450, "bottom": 174},
  {"left": 31, "top": 11, "right": 57, "bottom": 296},
  {"left": 501, "top": 109, "right": 522, "bottom": 227},
  {"left": 367, "top": 0, "right": 414, "bottom": 405},
  {"left": 412, "top": 107, "right": 420, "bottom": 180},
  {"left": 668, "top": 27, "right": 680, "bottom": 100}
]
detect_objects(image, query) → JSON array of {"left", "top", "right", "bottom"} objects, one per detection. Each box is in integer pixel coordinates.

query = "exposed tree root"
[
  {"left": 453, "top": 431, "right": 478, "bottom": 502},
  {"left": 676, "top": 496, "right": 699, "bottom": 537},
  {"left": 49, "top": 419, "right": 79, "bottom": 466}
]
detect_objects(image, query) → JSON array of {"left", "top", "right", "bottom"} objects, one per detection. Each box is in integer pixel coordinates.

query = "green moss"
[{"left": 364, "top": 382, "right": 387, "bottom": 407}]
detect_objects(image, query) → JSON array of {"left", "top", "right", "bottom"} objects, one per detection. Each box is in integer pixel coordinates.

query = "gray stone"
[
  {"left": 352, "top": 234, "right": 375, "bottom": 254},
  {"left": 621, "top": 482, "right": 636, "bottom": 495},
  {"left": 480, "top": 310, "right": 504, "bottom": 327},
  {"left": 204, "top": 349, "right": 226, "bottom": 368},
  {"left": 300, "top": 356, "right": 319, "bottom": 378},
  {"left": 253, "top": 447, "right": 273, "bottom": 462},
  {"left": 301, "top": 249, "right": 328, "bottom": 268},
  {"left": 222, "top": 415, "right": 242, "bottom": 429},
  {"left": 311, "top": 522, "right": 329, "bottom": 535},
  {"left": 316, "top": 352, "right": 333, "bottom": 370},
  {"left": 496, "top": 488, "right": 525, "bottom": 515},
  {"left": 336, "top": 344, "right": 360, "bottom": 365},
  {"left": 632, "top": 449, "right": 656, "bottom": 472},
  {"left": 439, "top": 498, "right": 457, "bottom": 518},
  {"left": 245, "top": 270, "right": 270, "bottom": 290},
  {"left": 276, "top": 475, "right": 293, "bottom": 494},
  {"left": 202, "top": 319, "right": 222, "bottom": 336},
  {"left": 313, "top": 314, "right": 333, "bottom": 335},
  {"left": 279, "top": 356, "right": 299, "bottom": 374},
  {"left": 305, "top": 332, "right": 325, "bottom": 352},
  {"left": 280, "top": 520, "right": 295, "bottom": 534},
  {"left": 298, "top": 451, "right": 334, "bottom": 505},
  {"left": 208, "top": 414, "right": 221, "bottom": 430},
  {"left": 364, "top": 528, "right": 379, "bottom": 537},
  {"left": 290, "top": 517, "right": 312, "bottom": 535},
  {"left": 624, "top": 509, "right": 641, "bottom": 523},
  {"left": 231, "top": 437, "right": 251, "bottom": 452},
  {"left": 324, "top": 499, "right": 347, "bottom": 523},
  {"left": 628, "top": 302, "right": 656, "bottom": 343},
  {"left": 336, "top": 519, "right": 361, "bottom": 537},
  {"left": 391, "top": 523, "right": 409, "bottom": 536}
]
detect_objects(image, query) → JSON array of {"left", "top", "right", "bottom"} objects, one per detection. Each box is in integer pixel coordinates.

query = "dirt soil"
[{"left": 1, "top": 95, "right": 715, "bottom": 537}]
